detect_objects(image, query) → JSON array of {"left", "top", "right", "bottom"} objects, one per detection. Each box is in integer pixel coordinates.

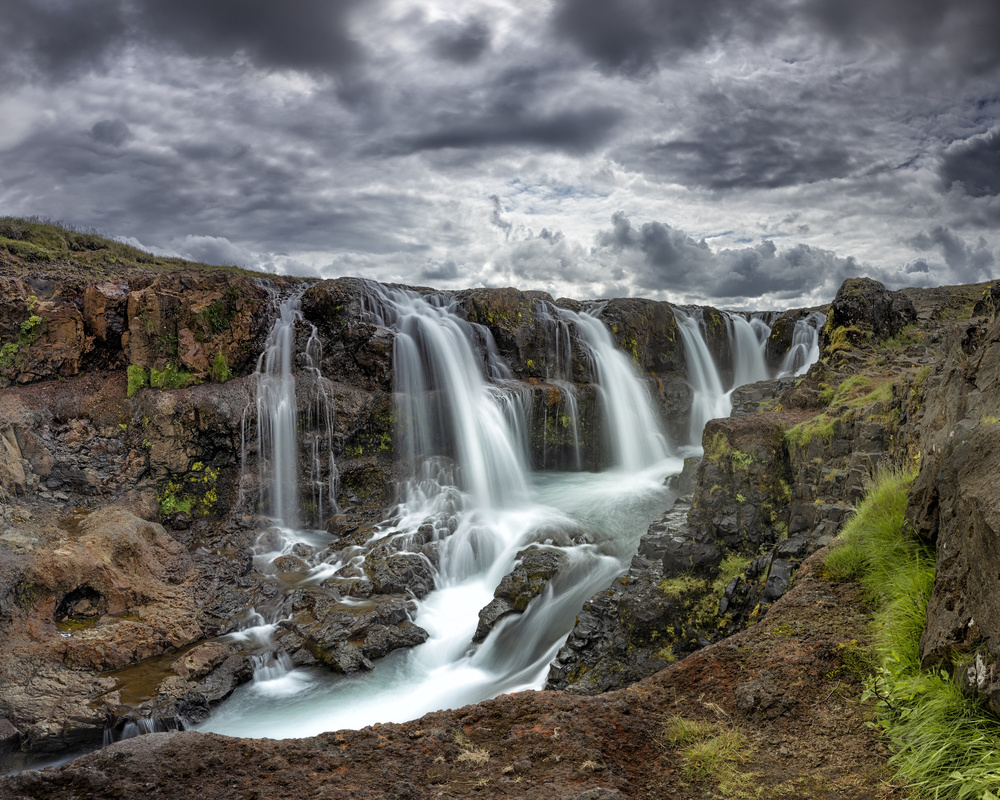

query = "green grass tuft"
[
  {"left": 824, "top": 467, "right": 1000, "bottom": 800},
  {"left": 126, "top": 364, "right": 149, "bottom": 398},
  {"left": 210, "top": 351, "right": 231, "bottom": 383},
  {"left": 150, "top": 363, "right": 200, "bottom": 390}
]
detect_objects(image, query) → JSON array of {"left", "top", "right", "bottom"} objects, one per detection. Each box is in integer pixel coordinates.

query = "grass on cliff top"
[
  {"left": 0, "top": 216, "right": 271, "bottom": 279},
  {"left": 825, "top": 468, "right": 1000, "bottom": 800}
]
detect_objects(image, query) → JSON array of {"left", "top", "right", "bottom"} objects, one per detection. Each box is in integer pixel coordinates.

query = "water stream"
[
  {"left": 200, "top": 289, "right": 682, "bottom": 738},
  {"left": 197, "top": 290, "right": 824, "bottom": 739}
]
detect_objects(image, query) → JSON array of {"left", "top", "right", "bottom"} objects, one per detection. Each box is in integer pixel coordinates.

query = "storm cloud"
[{"left": 1, "top": 0, "right": 998, "bottom": 308}]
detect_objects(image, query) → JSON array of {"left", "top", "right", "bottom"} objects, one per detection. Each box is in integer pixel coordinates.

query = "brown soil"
[{"left": 0, "top": 550, "right": 908, "bottom": 800}]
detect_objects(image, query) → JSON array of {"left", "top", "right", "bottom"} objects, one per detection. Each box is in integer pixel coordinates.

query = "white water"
[
  {"left": 675, "top": 308, "right": 732, "bottom": 444},
  {"left": 200, "top": 287, "right": 680, "bottom": 738},
  {"left": 729, "top": 314, "right": 771, "bottom": 388},
  {"left": 778, "top": 310, "right": 827, "bottom": 377},
  {"left": 564, "top": 307, "right": 670, "bottom": 470}
]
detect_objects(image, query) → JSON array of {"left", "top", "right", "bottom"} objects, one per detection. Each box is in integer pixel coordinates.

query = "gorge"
[{"left": 1, "top": 220, "right": 999, "bottom": 798}]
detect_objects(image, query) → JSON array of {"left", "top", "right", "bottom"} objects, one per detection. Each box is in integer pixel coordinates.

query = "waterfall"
[
  {"left": 560, "top": 306, "right": 671, "bottom": 470},
  {"left": 373, "top": 286, "right": 530, "bottom": 510},
  {"left": 199, "top": 286, "right": 681, "bottom": 739},
  {"left": 729, "top": 314, "right": 770, "bottom": 388},
  {"left": 675, "top": 308, "right": 732, "bottom": 444},
  {"left": 778, "top": 310, "right": 827, "bottom": 377},
  {"left": 253, "top": 293, "right": 302, "bottom": 526},
  {"left": 248, "top": 289, "right": 338, "bottom": 528}
]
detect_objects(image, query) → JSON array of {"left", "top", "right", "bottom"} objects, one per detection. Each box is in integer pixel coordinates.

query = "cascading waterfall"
[
  {"left": 778, "top": 310, "right": 827, "bottom": 377},
  {"left": 199, "top": 288, "right": 681, "bottom": 739},
  {"left": 675, "top": 308, "right": 732, "bottom": 445},
  {"left": 235, "top": 288, "right": 341, "bottom": 685},
  {"left": 729, "top": 314, "right": 771, "bottom": 388},
  {"left": 560, "top": 305, "right": 670, "bottom": 470}
]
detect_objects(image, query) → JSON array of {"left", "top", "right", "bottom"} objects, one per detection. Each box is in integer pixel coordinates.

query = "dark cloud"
[
  {"left": 90, "top": 119, "right": 131, "bottom": 147},
  {"left": 550, "top": 0, "right": 766, "bottom": 75},
  {"left": 593, "top": 212, "right": 861, "bottom": 303},
  {"left": 939, "top": 129, "right": 1000, "bottom": 197},
  {"left": 420, "top": 259, "right": 461, "bottom": 281},
  {"left": 617, "top": 94, "right": 857, "bottom": 190},
  {"left": 430, "top": 19, "right": 491, "bottom": 64},
  {"left": 133, "top": 0, "right": 366, "bottom": 74},
  {"left": 1, "top": 0, "right": 367, "bottom": 81},
  {"left": 597, "top": 212, "right": 712, "bottom": 283},
  {"left": 378, "top": 107, "right": 622, "bottom": 156},
  {"left": 908, "top": 225, "right": 995, "bottom": 280},
  {"left": 805, "top": 0, "right": 1000, "bottom": 75},
  {"left": 0, "top": 0, "right": 127, "bottom": 80}
]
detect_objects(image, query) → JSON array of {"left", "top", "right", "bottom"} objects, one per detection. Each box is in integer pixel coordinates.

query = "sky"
[{"left": 1, "top": 0, "right": 999, "bottom": 309}]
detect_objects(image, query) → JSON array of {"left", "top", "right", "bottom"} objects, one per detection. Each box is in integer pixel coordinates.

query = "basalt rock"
[
  {"left": 907, "top": 312, "right": 1000, "bottom": 715},
  {"left": 474, "top": 547, "right": 566, "bottom": 643},
  {"left": 825, "top": 277, "right": 917, "bottom": 345}
]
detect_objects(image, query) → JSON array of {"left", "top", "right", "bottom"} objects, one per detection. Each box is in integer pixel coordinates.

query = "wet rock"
[
  {"left": 473, "top": 547, "right": 566, "bottom": 643},
  {"left": 276, "top": 592, "right": 428, "bottom": 674}
]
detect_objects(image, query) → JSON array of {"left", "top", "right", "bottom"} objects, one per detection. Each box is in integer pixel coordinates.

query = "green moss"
[
  {"left": 0, "top": 237, "right": 54, "bottom": 261},
  {"left": 731, "top": 449, "right": 753, "bottom": 471},
  {"left": 210, "top": 351, "right": 231, "bottom": 383},
  {"left": 704, "top": 432, "right": 732, "bottom": 463},
  {"left": 785, "top": 414, "right": 836, "bottom": 453},
  {"left": 126, "top": 364, "right": 149, "bottom": 397},
  {"left": 150, "top": 363, "right": 200, "bottom": 390},
  {"left": 712, "top": 553, "right": 750, "bottom": 596},
  {"left": 157, "top": 464, "right": 221, "bottom": 517},
  {"left": 198, "top": 287, "right": 241, "bottom": 335},
  {"left": 658, "top": 574, "right": 708, "bottom": 599},
  {"left": 0, "top": 313, "right": 47, "bottom": 375}
]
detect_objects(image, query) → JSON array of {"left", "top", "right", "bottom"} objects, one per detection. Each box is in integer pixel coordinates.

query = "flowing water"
[
  {"left": 200, "top": 288, "right": 682, "bottom": 738},
  {"left": 197, "top": 290, "right": 825, "bottom": 739},
  {"left": 778, "top": 311, "right": 827, "bottom": 377}
]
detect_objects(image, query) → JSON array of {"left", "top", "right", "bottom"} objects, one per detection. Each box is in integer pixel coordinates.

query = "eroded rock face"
[
  {"left": 908, "top": 314, "right": 1000, "bottom": 714},
  {"left": 474, "top": 547, "right": 566, "bottom": 643}
]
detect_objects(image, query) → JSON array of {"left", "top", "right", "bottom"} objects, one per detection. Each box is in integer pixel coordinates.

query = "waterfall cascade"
[
  {"left": 198, "top": 287, "right": 827, "bottom": 740},
  {"left": 201, "top": 286, "right": 680, "bottom": 738},
  {"left": 778, "top": 311, "right": 827, "bottom": 377},
  {"left": 561, "top": 305, "right": 670, "bottom": 470},
  {"left": 675, "top": 308, "right": 733, "bottom": 444}
]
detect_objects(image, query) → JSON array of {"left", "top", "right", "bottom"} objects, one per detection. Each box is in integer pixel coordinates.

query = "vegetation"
[
  {"left": 661, "top": 716, "right": 754, "bottom": 795},
  {"left": 210, "top": 351, "right": 231, "bottom": 383},
  {"left": 824, "top": 468, "right": 1000, "bottom": 800},
  {"left": 150, "top": 363, "right": 199, "bottom": 390},
  {"left": 126, "top": 364, "right": 149, "bottom": 398},
  {"left": 0, "top": 216, "right": 266, "bottom": 277}
]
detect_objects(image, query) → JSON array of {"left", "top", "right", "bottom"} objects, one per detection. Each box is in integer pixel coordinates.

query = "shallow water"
[{"left": 199, "top": 459, "right": 681, "bottom": 738}]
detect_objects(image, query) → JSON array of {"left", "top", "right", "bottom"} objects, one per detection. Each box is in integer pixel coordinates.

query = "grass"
[
  {"left": 784, "top": 414, "right": 836, "bottom": 453},
  {"left": 661, "top": 716, "right": 755, "bottom": 794},
  {"left": 126, "top": 364, "right": 149, "bottom": 398},
  {"left": 823, "top": 467, "right": 1000, "bottom": 800},
  {"left": 0, "top": 215, "right": 269, "bottom": 279},
  {"left": 150, "top": 362, "right": 200, "bottom": 390},
  {"left": 210, "top": 351, "right": 231, "bottom": 383}
]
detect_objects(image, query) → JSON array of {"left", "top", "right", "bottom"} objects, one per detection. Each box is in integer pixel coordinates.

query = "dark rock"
[
  {"left": 825, "top": 277, "right": 917, "bottom": 345},
  {"left": 474, "top": 547, "right": 565, "bottom": 643}
]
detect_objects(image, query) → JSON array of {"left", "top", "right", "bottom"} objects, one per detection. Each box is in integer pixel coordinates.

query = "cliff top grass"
[
  {"left": 0, "top": 216, "right": 284, "bottom": 283},
  {"left": 825, "top": 468, "right": 1000, "bottom": 799}
]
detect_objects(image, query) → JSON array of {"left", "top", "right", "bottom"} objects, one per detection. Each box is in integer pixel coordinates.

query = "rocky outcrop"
[
  {"left": 547, "top": 277, "right": 967, "bottom": 696},
  {"left": 907, "top": 310, "right": 1000, "bottom": 714},
  {"left": 474, "top": 547, "right": 566, "bottom": 642}
]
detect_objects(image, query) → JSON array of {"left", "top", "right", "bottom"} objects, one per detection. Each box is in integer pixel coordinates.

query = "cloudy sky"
[{"left": 1, "top": 0, "right": 999, "bottom": 308}]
